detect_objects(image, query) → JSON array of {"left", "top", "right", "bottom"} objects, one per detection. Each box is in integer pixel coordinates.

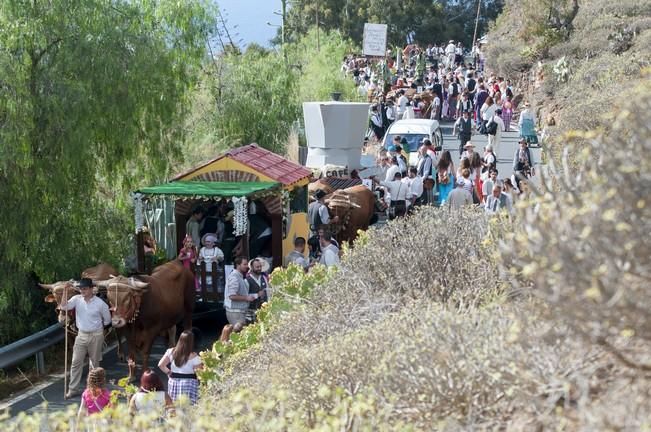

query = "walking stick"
[{"left": 63, "top": 284, "right": 69, "bottom": 399}]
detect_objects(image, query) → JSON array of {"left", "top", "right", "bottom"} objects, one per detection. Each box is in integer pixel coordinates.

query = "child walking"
[{"left": 77, "top": 367, "right": 112, "bottom": 420}]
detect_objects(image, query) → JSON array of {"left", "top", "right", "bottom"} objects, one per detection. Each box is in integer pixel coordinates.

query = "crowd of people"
[
  {"left": 342, "top": 39, "right": 540, "bottom": 217},
  {"left": 64, "top": 36, "right": 541, "bottom": 426}
]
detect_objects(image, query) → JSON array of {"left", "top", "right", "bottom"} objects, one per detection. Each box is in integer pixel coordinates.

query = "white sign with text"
[{"left": 363, "top": 23, "right": 388, "bottom": 57}]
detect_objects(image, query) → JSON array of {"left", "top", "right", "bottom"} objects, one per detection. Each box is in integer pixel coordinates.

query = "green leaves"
[{"left": 0, "top": 0, "right": 214, "bottom": 344}]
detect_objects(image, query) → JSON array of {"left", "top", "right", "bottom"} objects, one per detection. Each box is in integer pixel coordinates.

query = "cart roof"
[{"left": 136, "top": 181, "right": 280, "bottom": 198}]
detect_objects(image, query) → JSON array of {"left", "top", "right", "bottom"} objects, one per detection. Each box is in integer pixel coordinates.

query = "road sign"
[{"left": 363, "top": 23, "right": 388, "bottom": 57}]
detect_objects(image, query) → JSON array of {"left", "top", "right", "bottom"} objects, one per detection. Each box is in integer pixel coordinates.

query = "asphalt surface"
[
  {"left": 438, "top": 119, "right": 542, "bottom": 185},
  {"left": 4, "top": 310, "right": 225, "bottom": 417}
]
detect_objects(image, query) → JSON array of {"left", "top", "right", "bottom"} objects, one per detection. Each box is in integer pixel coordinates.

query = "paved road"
[
  {"left": 2, "top": 311, "right": 225, "bottom": 417},
  {"left": 438, "top": 119, "right": 542, "bottom": 185}
]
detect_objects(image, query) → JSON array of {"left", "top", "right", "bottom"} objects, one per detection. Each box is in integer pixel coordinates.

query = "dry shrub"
[
  {"left": 214, "top": 207, "right": 507, "bottom": 396},
  {"left": 203, "top": 299, "right": 624, "bottom": 430},
  {"left": 502, "top": 79, "right": 651, "bottom": 369}
]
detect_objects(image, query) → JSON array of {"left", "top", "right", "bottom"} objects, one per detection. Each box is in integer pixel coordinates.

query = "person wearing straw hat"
[
  {"left": 60, "top": 278, "right": 111, "bottom": 399},
  {"left": 461, "top": 141, "right": 476, "bottom": 160}
]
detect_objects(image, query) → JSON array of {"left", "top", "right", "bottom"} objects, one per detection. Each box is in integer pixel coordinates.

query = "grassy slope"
[{"left": 487, "top": 0, "right": 651, "bottom": 157}]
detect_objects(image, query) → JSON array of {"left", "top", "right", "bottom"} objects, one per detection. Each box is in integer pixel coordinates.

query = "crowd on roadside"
[{"left": 341, "top": 39, "right": 540, "bottom": 217}]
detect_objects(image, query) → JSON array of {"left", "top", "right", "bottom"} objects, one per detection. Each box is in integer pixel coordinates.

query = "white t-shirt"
[
  {"left": 404, "top": 176, "right": 424, "bottom": 199},
  {"left": 320, "top": 244, "right": 340, "bottom": 267},
  {"left": 385, "top": 165, "right": 400, "bottom": 182},
  {"left": 482, "top": 179, "right": 494, "bottom": 197},
  {"left": 459, "top": 176, "right": 474, "bottom": 194},
  {"left": 397, "top": 95, "right": 408, "bottom": 114},
  {"left": 60, "top": 295, "right": 110, "bottom": 333},
  {"left": 132, "top": 391, "right": 166, "bottom": 416},
  {"left": 482, "top": 104, "right": 497, "bottom": 121},
  {"left": 380, "top": 180, "right": 412, "bottom": 201},
  {"left": 164, "top": 349, "right": 202, "bottom": 374},
  {"left": 199, "top": 246, "right": 224, "bottom": 263}
]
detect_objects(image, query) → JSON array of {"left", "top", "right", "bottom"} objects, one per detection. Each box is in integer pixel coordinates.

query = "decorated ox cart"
[{"left": 132, "top": 144, "right": 312, "bottom": 304}]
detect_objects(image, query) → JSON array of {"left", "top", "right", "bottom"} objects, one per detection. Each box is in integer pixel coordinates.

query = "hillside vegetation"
[
  {"left": 487, "top": 0, "right": 651, "bottom": 154},
  {"left": 4, "top": 1, "right": 651, "bottom": 430},
  {"left": 9, "top": 80, "right": 650, "bottom": 429}
]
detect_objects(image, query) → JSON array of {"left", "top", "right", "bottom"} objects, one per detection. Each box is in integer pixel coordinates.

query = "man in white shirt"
[
  {"left": 445, "top": 40, "right": 456, "bottom": 67},
  {"left": 384, "top": 155, "right": 401, "bottom": 182},
  {"left": 430, "top": 93, "right": 441, "bottom": 120},
  {"left": 397, "top": 90, "right": 408, "bottom": 119},
  {"left": 60, "top": 278, "right": 111, "bottom": 398},
  {"left": 385, "top": 100, "right": 397, "bottom": 125},
  {"left": 224, "top": 256, "right": 257, "bottom": 329},
  {"left": 405, "top": 167, "right": 424, "bottom": 206},
  {"left": 488, "top": 109, "right": 506, "bottom": 156},
  {"left": 378, "top": 171, "right": 412, "bottom": 219},
  {"left": 482, "top": 168, "right": 498, "bottom": 202},
  {"left": 318, "top": 232, "right": 340, "bottom": 267}
]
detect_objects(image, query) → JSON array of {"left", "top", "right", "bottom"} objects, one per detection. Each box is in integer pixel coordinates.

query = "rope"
[{"left": 63, "top": 284, "right": 69, "bottom": 398}]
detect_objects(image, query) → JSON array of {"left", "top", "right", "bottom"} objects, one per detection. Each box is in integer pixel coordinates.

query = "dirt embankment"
[{"left": 486, "top": 0, "right": 651, "bottom": 157}]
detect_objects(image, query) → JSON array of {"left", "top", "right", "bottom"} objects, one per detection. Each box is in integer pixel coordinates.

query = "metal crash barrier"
[{"left": 0, "top": 324, "right": 65, "bottom": 374}]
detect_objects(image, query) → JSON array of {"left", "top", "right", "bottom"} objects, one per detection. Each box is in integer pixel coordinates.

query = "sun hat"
[
  {"left": 202, "top": 233, "right": 218, "bottom": 246},
  {"left": 464, "top": 142, "right": 475, "bottom": 148},
  {"left": 248, "top": 257, "right": 270, "bottom": 274}
]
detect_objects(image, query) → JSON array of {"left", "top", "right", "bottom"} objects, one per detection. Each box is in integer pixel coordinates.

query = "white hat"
[
  {"left": 202, "top": 233, "right": 218, "bottom": 246},
  {"left": 485, "top": 144, "right": 493, "bottom": 151},
  {"left": 248, "top": 257, "right": 270, "bottom": 274},
  {"left": 464, "top": 142, "right": 475, "bottom": 148}
]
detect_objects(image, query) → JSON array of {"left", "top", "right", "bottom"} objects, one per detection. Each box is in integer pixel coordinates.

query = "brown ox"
[
  {"left": 38, "top": 264, "right": 134, "bottom": 361},
  {"left": 326, "top": 185, "right": 376, "bottom": 245},
  {"left": 39, "top": 263, "right": 118, "bottom": 324},
  {"left": 97, "top": 261, "right": 194, "bottom": 380}
]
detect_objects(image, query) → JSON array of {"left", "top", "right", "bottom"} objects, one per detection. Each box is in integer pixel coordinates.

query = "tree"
[
  {"left": 0, "top": 0, "right": 214, "bottom": 344},
  {"left": 283, "top": 0, "right": 504, "bottom": 48},
  {"left": 182, "top": 29, "right": 359, "bottom": 168},
  {"left": 183, "top": 45, "right": 300, "bottom": 164}
]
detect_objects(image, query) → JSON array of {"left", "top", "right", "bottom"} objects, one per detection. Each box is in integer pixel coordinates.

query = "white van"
[{"left": 382, "top": 119, "right": 443, "bottom": 166}]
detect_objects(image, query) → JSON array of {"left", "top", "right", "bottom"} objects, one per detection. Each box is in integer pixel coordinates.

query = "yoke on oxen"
[{"left": 97, "top": 276, "right": 149, "bottom": 328}]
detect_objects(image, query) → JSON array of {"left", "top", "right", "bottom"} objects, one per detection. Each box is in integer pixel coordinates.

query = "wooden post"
[
  {"left": 200, "top": 261, "right": 207, "bottom": 300},
  {"left": 472, "top": 0, "right": 482, "bottom": 50},
  {"left": 271, "top": 214, "right": 283, "bottom": 269},
  {"left": 242, "top": 234, "right": 250, "bottom": 259},
  {"left": 136, "top": 231, "right": 145, "bottom": 274}
]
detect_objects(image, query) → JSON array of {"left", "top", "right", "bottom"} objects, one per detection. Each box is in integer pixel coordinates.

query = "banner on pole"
[{"left": 363, "top": 23, "right": 388, "bottom": 57}]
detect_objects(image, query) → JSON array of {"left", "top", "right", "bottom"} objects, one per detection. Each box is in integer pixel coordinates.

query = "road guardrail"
[{"left": 0, "top": 324, "right": 65, "bottom": 374}]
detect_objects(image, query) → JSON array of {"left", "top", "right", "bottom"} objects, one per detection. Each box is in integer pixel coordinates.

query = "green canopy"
[{"left": 136, "top": 181, "right": 280, "bottom": 198}]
